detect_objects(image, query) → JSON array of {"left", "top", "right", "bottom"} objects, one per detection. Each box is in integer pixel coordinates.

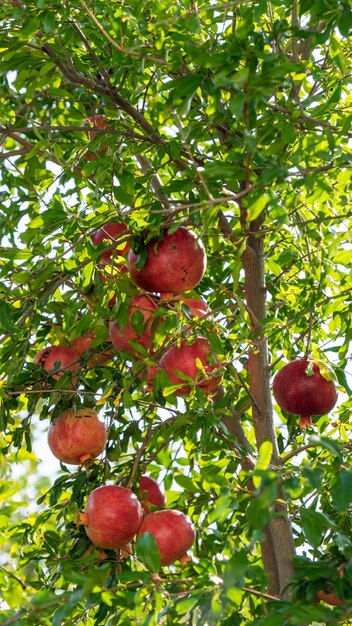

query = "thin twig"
[{"left": 77, "top": 0, "right": 166, "bottom": 65}]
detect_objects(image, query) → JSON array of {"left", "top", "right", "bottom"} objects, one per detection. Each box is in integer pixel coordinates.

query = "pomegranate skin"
[
  {"left": 173, "top": 296, "right": 208, "bottom": 318},
  {"left": 48, "top": 408, "right": 107, "bottom": 465},
  {"left": 139, "top": 475, "right": 166, "bottom": 514},
  {"left": 33, "top": 346, "right": 54, "bottom": 367},
  {"left": 273, "top": 359, "right": 337, "bottom": 427},
  {"left": 316, "top": 589, "right": 342, "bottom": 606},
  {"left": 137, "top": 509, "right": 195, "bottom": 566},
  {"left": 128, "top": 226, "right": 207, "bottom": 295},
  {"left": 70, "top": 332, "right": 95, "bottom": 355},
  {"left": 159, "top": 336, "right": 222, "bottom": 395},
  {"left": 91, "top": 222, "right": 130, "bottom": 265},
  {"left": 43, "top": 346, "right": 80, "bottom": 379},
  {"left": 109, "top": 294, "right": 161, "bottom": 357},
  {"left": 69, "top": 333, "right": 113, "bottom": 367},
  {"left": 82, "top": 485, "right": 143, "bottom": 550}
]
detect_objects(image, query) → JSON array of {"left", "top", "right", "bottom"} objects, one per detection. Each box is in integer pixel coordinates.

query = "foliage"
[{"left": 0, "top": 0, "right": 352, "bottom": 624}]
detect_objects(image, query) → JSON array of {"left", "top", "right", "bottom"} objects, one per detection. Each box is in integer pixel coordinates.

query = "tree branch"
[{"left": 77, "top": 0, "right": 166, "bottom": 65}]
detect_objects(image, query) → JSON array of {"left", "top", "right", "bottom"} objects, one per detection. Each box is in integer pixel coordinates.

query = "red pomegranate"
[
  {"left": 109, "top": 294, "right": 161, "bottom": 357},
  {"left": 69, "top": 332, "right": 113, "bottom": 367},
  {"left": 91, "top": 222, "right": 130, "bottom": 266},
  {"left": 316, "top": 589, "right": 342, "bottom": 606},
  {"left": 272, "top": 358, "right": 338, "bottom": 428},
  {"left": 70, "top": 332, "right": 95, "bottom": 355},
  {"left": 34, "top": 345, "right": 80, "bottom": 379},
  {"left": 128, "top": 226, "right": 207, "bottom": 295},
  {"left": 79, "top": 485, "right": 143, "bottom": 550},
  {"left": 137, "top": 509, "right": 195, "bottom": 566},
  {"left": 159, "top": 336, "right": 222, "bottom": 395},
  {"left": 84, "top": 114, "right": 109, "bottom": 161},
  {"left": 173, "top": 296, "right": 208, "bottom": 319},
  {"left": 34, "top": 346, "right": 54, "bottom": 367},
  {"left": 139, "top": 475, "right": 166, "bottom": 514},
  {"left": 48, "top": 408, "right": 107, "bottom": 465}
]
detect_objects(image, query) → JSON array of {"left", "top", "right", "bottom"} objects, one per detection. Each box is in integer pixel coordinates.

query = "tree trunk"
[{"left": 241, "top": 210, "right": 296, "bottom": 597}]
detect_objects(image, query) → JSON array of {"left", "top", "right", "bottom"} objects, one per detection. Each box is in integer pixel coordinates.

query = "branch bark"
[{"left": 240, "top": 209, "right": 295, "bottom": 598}]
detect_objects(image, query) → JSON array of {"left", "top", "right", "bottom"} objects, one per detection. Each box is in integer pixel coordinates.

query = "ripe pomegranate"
[
  {"left": 128, "top": 226, "right": 207, "bottom": 295},
  {"left": 79, "top": 485, "right": 143, "bottom": 550},
  {"left": 84, "top": 114, "right": 109, "bottom": 161},
  {"left": 34, "top": 346, "right": 54, "bottom": 367},
  {"left": 70, "top": 332, "right": 95, "bottom": 355},
  {"left": 173, "top": 296, "right": 208, "bottom": 318},
  {"left": 34, "top": 345, "right": 80, "bottom": 379},
  {"left": 69, "top": 332, "right": 113, "bottom": 367},
  {"left": 137, "top": 509, "right": 195, "bottom": 566},
  {"left": 48, "top": 408, "right": 107, "bottom": 465},
  {"left": 316, "top": 589, "right": 342, "bottom": 606},
  {"left": 272, "top": 358, "right": 338, "bottom": 428},
  {"left": 91, "top": 222, "right": 130, "bottom": 267},
  {"left": 109, "top": 293, "right": 161, "bottom": 357},
  {"left": 159, "top": 336, "right": 222, "bottom": 395},
  {"left": 139, "top": 475, "right": 166, "bottom": 514}
]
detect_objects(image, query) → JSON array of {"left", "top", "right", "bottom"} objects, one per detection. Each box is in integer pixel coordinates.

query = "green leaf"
[
  {"left": 253, "top": 441, "right": 273, "bottom": 489},
  {"left": 224, "top": 551, "right": 248, "bottom": 589},
  {"left": 331, "top": 470, "right": 352, "bottom": 512},
  {"left": 308, "top": 435, "right": 343, "bottom": 461},
  {"left": 136, "top": 532, "right": 161, "bottom": 573},
  {"left": 246, "top": 192, "right": 269, "bottom": 221},
  {"left": 176, "top": 593, "right": 203, "bottom": 615},
  {"left": 300, "top": 509, "right": 329, "bottom": 547},
  {"left": 0, "top": 301, "right": 14, "bottom": 331},
  {"left": 302, "top": 467, "right": 324, "bottom": 490},
  {"left": 134, "top": 247, "right": 149, "bottom": 271}
]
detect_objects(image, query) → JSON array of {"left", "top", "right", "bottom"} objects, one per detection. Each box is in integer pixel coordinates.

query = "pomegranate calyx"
[
  {"left": 178, "top": 553, "right": 192, "bottom": 567},
  {"left": 299, "top": 415, "right": 313, "bottom": 429},
  {"left": 77, "top": 512, "right": 89, "bottom": 526},
  {"left": 78, "top": 453, "right": 93, "bottom": 464}
]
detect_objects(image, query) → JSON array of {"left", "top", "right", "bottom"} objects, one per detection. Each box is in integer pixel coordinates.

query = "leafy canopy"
[{"left": 0, "top": 0, "right": 352, "bottom": 624}]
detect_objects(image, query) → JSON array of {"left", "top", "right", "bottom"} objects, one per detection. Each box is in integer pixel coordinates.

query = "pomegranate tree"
[
  {"left": 139, "top": 475, "right": 166, "bottom": 514},
  {"left": 79, "top": 485, "right": 143, "bottom": 550},
  {"left": 34, "top": 345, "right": 80, "bottom": 379},
  {"left": 48, "top": 408, "right": 107, "bottom": 465},
  {"left": 272, "top": 358, "right": 338, "bottom": 428},
  {"left": 128, "top": 226, "right": 207, "bottom": 295},
  {"left": 137, "top": 509, "right": 195, "bottom": 566},
  {"left": 109, "top": 293, "right": 161, "bottom": 357},
  {"left": 159, "top": 336, "right": 222, "bottom": 395}
]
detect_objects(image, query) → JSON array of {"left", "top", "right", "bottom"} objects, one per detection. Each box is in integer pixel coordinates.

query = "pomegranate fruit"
[
  {"left": 48, "top": 408, "right": 107, "bottom": 465},
  {"left": 272, "top": 358, "right": 338, "bottom": 428},
  {"left": 84, "top": 114, "right": 109, "bottom": 161},
  {"left": 109, "top": 293, "right": 161, "bottom": 357},
  {"left": 159, "top": 336, "right": 222, "bottom": 395},
  {"left": 34, "top": 346, "right": 54, "bottom": 367},
  {"left": 34, "top": 345, "right": 80, "bottom": 379},
  {"left": 70, "top": 332, "right": 95, "bottom": 355},
  {"left": 139, "top": 475, "right": 166, "bottom": 514},
  {"left": 128, "top": 226, "right": 207, "bottom": 295},
  {"left": 80, "top": 485, "right": 143, "bottom": 550},
  {"left": 91, "top": 222, "right": 130, "bottom": 267},
  {"left": 316, "top": 589, "right": 342, "bottom": 606},
  {"left": 137, "top": 509, "right": 195, "bottom": 566},
  {"left": 69, "top": 333, "right": 113, "bottom": 367},
  {"left": 173, "top": 296, "right": 208, "bottom": 319}
]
